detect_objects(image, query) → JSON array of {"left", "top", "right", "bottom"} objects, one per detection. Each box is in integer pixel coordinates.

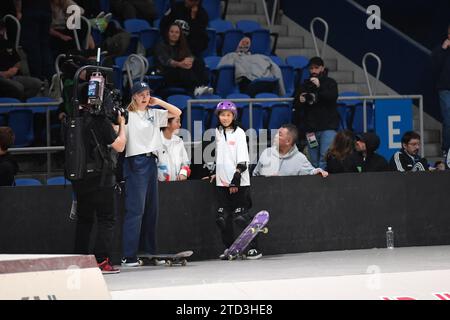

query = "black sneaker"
[
  {"left": 121, "top": 257, "right": 143, "bottom": 267},
  {"left": 246, "top": 249, "right": 262, "bottom": 260}
]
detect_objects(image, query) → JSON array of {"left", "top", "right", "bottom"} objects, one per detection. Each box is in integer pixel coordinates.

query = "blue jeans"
[
  {"left": 439, "top": 90, "right": 450, "bottom": 152},
  {"left": 122, "top": 155, "right": 159, "bottom": 258},
  {"left": 307, "top": 130, "right": 337, "bottom": 169}
]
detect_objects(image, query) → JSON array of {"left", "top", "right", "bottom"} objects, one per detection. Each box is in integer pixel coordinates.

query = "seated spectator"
[
  {"left": 160, "top": 0, "right": 209, "bottom": 57},
  {"left": 49, "top": 0, "right": 95, "bottom": 57},
  {"left": 389, "top": 131, "right": 429, "bottom": 172},
  {"left": 154, "top": 22, "right": 211, "bottom": 96},
  {"left": 351, "top": 132, "right": 389, "bottom": 172},
  {"left": 0, "top": 21, "right": 43, "bottom": 100},
  {"left": 110, "top": 0, "right": 157, "bottom": 26},
  {"left": 0, "top": 127, "right": 18, "bottom": 186},
  {"left": 253, "top": 124, "right": 328, "bottom": 177},
  {"left": 157, "top": 113, "right": 191, "bottom": 181},
  {"left": 218, "top": 37, "right": 286, "bottom": 96},
  {"left": 325, "top": 130, "right": 359, "bottom": 174}
]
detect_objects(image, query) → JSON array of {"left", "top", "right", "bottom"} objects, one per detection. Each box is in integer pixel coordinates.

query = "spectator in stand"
[
  {"left": 157, "top": 113, "right": 191, "bottom": 182},
  {"left": 160, "top": 0, "right": 209, "bottom": 57},
  {"left": 432, "top": 23, "right": 450, "bottom": 159},
  {"left": 253, "top": 124, "right": 328, "bottom": 177},
  {"left": 389, "top": 131, "right": 429, "bottom": 172},
  {"left": 154, "top": 22, "right": 212, "bottom": 96},
  {"left": 110, "top": 0, "right": 157, "bottom": 26},
  {"left": 351, "top": 132, "right": 389, "bottom": 172},
  {"left": 325, "top": 130, "right": 359, "bottom": 174},
  {"left": 293, "top": 57, "right": 340, "bottom": 169},
  {"left": 217, "top": 37, "right": 286, "bottom": 97},
  {"left": 0, "top": 127, "right": 18, "bottom": 186},
  {"left": 0, "top": 21, "right": 43, "bottom": 100},
  {"left": 49, "top": 0, "right": 95, "bottom": 57},
  {"left": 15, "top": 0, "right": 54, "bottom": 81}
]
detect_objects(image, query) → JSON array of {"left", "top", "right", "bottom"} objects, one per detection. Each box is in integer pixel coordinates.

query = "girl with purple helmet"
[{"left": 205, "top": 100, "right": 262, "bottom": 260}]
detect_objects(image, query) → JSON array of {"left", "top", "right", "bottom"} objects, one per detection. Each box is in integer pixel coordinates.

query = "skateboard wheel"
[
  {"left": 250, "top": 228, "right": 256, "bottom": 234},
  {"left": 261, "top": 227, "right": 269, "bottom": 234},
  {"left": 181, "top": 259, "right": 187, "bottom": 266},
  {"left": 228, "top": 255, "right": 234, "bottom": 261},
  {"left": 166, "top": 260, "right": 173, "bottom": 267}
]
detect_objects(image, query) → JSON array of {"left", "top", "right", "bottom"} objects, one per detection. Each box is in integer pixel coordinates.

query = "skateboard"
[
  {"left": 223, "top": 210, "right": 269, "bottom": 260},
  {"left": 139, "top": 250, "right": 193, "bottom": 267}
]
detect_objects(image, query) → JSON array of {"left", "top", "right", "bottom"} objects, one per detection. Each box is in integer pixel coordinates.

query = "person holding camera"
[
  {"left": 121, "top": 82, "right": 182, "bottom": 267},
  {"left": 293, "top": 56, "right": 339, "bottom": 169},
  {"left": 71, "top": 83, "right": 127, "bottom": 274}
]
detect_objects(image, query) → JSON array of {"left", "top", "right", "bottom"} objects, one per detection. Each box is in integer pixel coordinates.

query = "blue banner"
[{"left": 375, "top": 99, "right": 413, "bottom": 161}]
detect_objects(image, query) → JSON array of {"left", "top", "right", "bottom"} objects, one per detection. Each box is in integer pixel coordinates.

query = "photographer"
[
  {"left": 293, "top": 57, "right": 339, "bottom": 169},
  {"left": 70, "top": 82, "right": 126, "bottom": 274}
]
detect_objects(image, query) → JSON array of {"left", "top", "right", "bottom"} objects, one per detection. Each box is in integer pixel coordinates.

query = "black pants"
[
  {"left": 73, "top": 183, "right": 117, "bottom": 263},
  {"left": 162, "top": 58, "right": 209, "bottom": 94},
  {"left": 216, "top": 186, "right": 258, "bottom": 252}
]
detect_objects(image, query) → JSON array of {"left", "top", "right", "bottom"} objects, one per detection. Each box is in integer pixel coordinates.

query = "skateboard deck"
[
  {"left": 139, "top": 250, "right": 193, "bottom": 266},
  {"left": 223, "top": 210, "right": 269, "bottom": 260}
]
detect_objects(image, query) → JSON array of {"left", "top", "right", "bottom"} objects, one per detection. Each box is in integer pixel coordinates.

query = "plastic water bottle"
[{"left": 386, "top": 227, "right": 394, "bottom": 249}]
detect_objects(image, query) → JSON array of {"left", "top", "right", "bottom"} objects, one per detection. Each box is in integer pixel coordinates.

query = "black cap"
[{"left": 308, "top": 56, "right": 324, "bottom": 67}]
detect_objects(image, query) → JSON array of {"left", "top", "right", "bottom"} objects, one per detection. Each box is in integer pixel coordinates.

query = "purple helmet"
[{"left": 215, "top": 100, "right": 237, "bottom": 119}]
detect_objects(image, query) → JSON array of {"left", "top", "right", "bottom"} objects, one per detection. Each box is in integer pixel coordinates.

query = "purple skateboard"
[{"left": 223, "top": 210, "right": 269, "bottom": 260}]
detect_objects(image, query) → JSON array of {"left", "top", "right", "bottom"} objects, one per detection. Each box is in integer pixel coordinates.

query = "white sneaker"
[
  {"left": 194, "top": 86, "right": 213, "bottom": 96},
  {"left": 121, "top": 257, "right": 143, "bottom": 267},
  {"left": 246, "top": 249, "right": 262, "bottom": 260}
]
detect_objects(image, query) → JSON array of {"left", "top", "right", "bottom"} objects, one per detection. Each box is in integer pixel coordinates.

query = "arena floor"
[{"left": 107, "top": 246, "right": 450, "bottom": 300}]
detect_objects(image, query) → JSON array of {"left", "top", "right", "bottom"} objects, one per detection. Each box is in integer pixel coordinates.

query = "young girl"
[
  {"left": 122, "top": 82, "right": 182, "bottom": 267},
  {"left": 157, "top": 113, "right": 191, "bottom": 182},
  {"left": 208, "top": 101, "right": 261, "bottom": 260}
]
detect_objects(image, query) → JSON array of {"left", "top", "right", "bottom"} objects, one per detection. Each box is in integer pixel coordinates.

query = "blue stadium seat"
[
  {"left": 250, "top": 29, "right": 271, "bottom": 55},
  {"left": 140, "top": 28, "right": 160, "bottom": 53},
  {"left": 195, "top": 94, "right": 221, "bottom": 129},
  {"left": 338, "top": 92, "right": 363, "bottom": 131},
  {"left": 270, "top": 55, "right": 285, "bottom": 66},
  {"left": 113, "top": 56, "right": 128, "bottom": 89},
  {"left": 47, "top": 176, "right": 72, "bottom": 185},
  {"left": 167, "top": 94, "right": 192, "bottom": 111},
  {"left": 0, "top": 97, "right": 20, "bottom": 114},
  {"left": 15, "top": 178, "right": 42, "bottom": 186},
  {"left": 154, "top": 0, "right": 169, "bottom": 19},
  {"left": 241, "top": 104, "right": 264, "bottom": 132},
  {"left": 124, "top": 19, "right": 152, "bottom": 34},
  {"left": 202, "top": 28, "right": 217, "bottom": 57},
  {"left": 235, "top": 20, "right": 261, "bottom": 34},
  {"left": 280, "top": 65, "right": 295, "bottom": 97},
  {"left": 204, "top": 56, "right": 221, "bottom": 71},
  {"left": 8, "top": 109, "right": 34, "bottom": 147},
  {"left": 203, "top": 0, "right": 222, "bottom": 21},
  {"left": 209, "top": 19, "right": 234, "bottom": 33},
  {"left": 26, "top": 97, "right": 58, "bottom": 114},
  {"left": 221, "top": 29, "right": 244, "bottom": 55},
  {"left": 255, "top": 92, "right": 280, "bottom": 127},
  {"left": 215, "top": 65, "right": 238, "bottom": 97},
  {"left": 267, "top": 104, "right": 293, "bottom": 130},
  {"left": 286, "top": 55, "right": 310, "bottom": 85},
  {"left": 226, "top": 93, "right": 250, "bottom": 109}
]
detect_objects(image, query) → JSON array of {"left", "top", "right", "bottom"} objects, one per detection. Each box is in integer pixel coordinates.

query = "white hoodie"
[
  {"left": 157, "top": 132, "right": 190, "bottom": 182},
  {"left": 253, "top": 146, "right": 321, "bottom": 177}
]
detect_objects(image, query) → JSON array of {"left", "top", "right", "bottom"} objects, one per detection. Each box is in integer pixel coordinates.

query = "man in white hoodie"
[{"left": 253, "top": 124, "right": 328, "bottom": 177}]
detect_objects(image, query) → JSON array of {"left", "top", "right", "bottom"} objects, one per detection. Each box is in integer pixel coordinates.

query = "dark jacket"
[
  {"left": 154, "top": 40, "right": 192, "bottom": 71},
  {"left": 293, "top": 75, "right": 340, "bottom": 132},
  {"left": 351, "top": 132, "right": 389, "bottom": 172},
  {"left": 160, "top": 1, "right": 209, "bottom": 57},
  {"left": 389, "top": 149, "right": 429, "bottom": 172},
  {"left": 0, "top": 153, "right": 19, "bottom": 186},
  {"left": 326, "top": 154, "right": 359, "bottom": 174},
  {"left": 432, "top": 44, "right": 450, "bottom": 90}
]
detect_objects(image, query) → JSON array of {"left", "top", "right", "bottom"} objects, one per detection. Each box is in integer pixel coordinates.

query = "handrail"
[
  {"left": 73, "top": 15, "right": 92, "bottom": 51},
  {"left": 124, "top": 54, "right": 147, "bottom": 91},
  {"left": 261, "top": 0, "right": 279, "bottom": 28},
  {"left": 362, "top": 52, "right": 382, "bottom": 96},
  {"left": 3, "top": 14, "right": 21, "bottom": 51},
  {"left": 310, "top": 17, "right": 329, "bottom": 58}
]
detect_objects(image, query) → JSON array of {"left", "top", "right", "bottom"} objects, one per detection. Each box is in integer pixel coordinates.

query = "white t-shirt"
[
  {"left": 157, "top": 132, "right": 191, "bottom": 182},
  {"left": 125, "top": 108, "right": 168, "bottom": 157},
  {"left": 215, "top": 127, "right": 250, "bottom": 187}
]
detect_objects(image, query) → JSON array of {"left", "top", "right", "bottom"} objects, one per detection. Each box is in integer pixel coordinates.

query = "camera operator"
[
  {"left": 71, "top": 82, "right": 126, "bottom": 274},
  {"left": 293, "top": 56, "right": 339, "bottom": 169}
]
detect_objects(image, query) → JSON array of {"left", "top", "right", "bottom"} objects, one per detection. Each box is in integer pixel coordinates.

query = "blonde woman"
[{"left": 122, "top": 82, "right": 182, "bottom": 267}]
